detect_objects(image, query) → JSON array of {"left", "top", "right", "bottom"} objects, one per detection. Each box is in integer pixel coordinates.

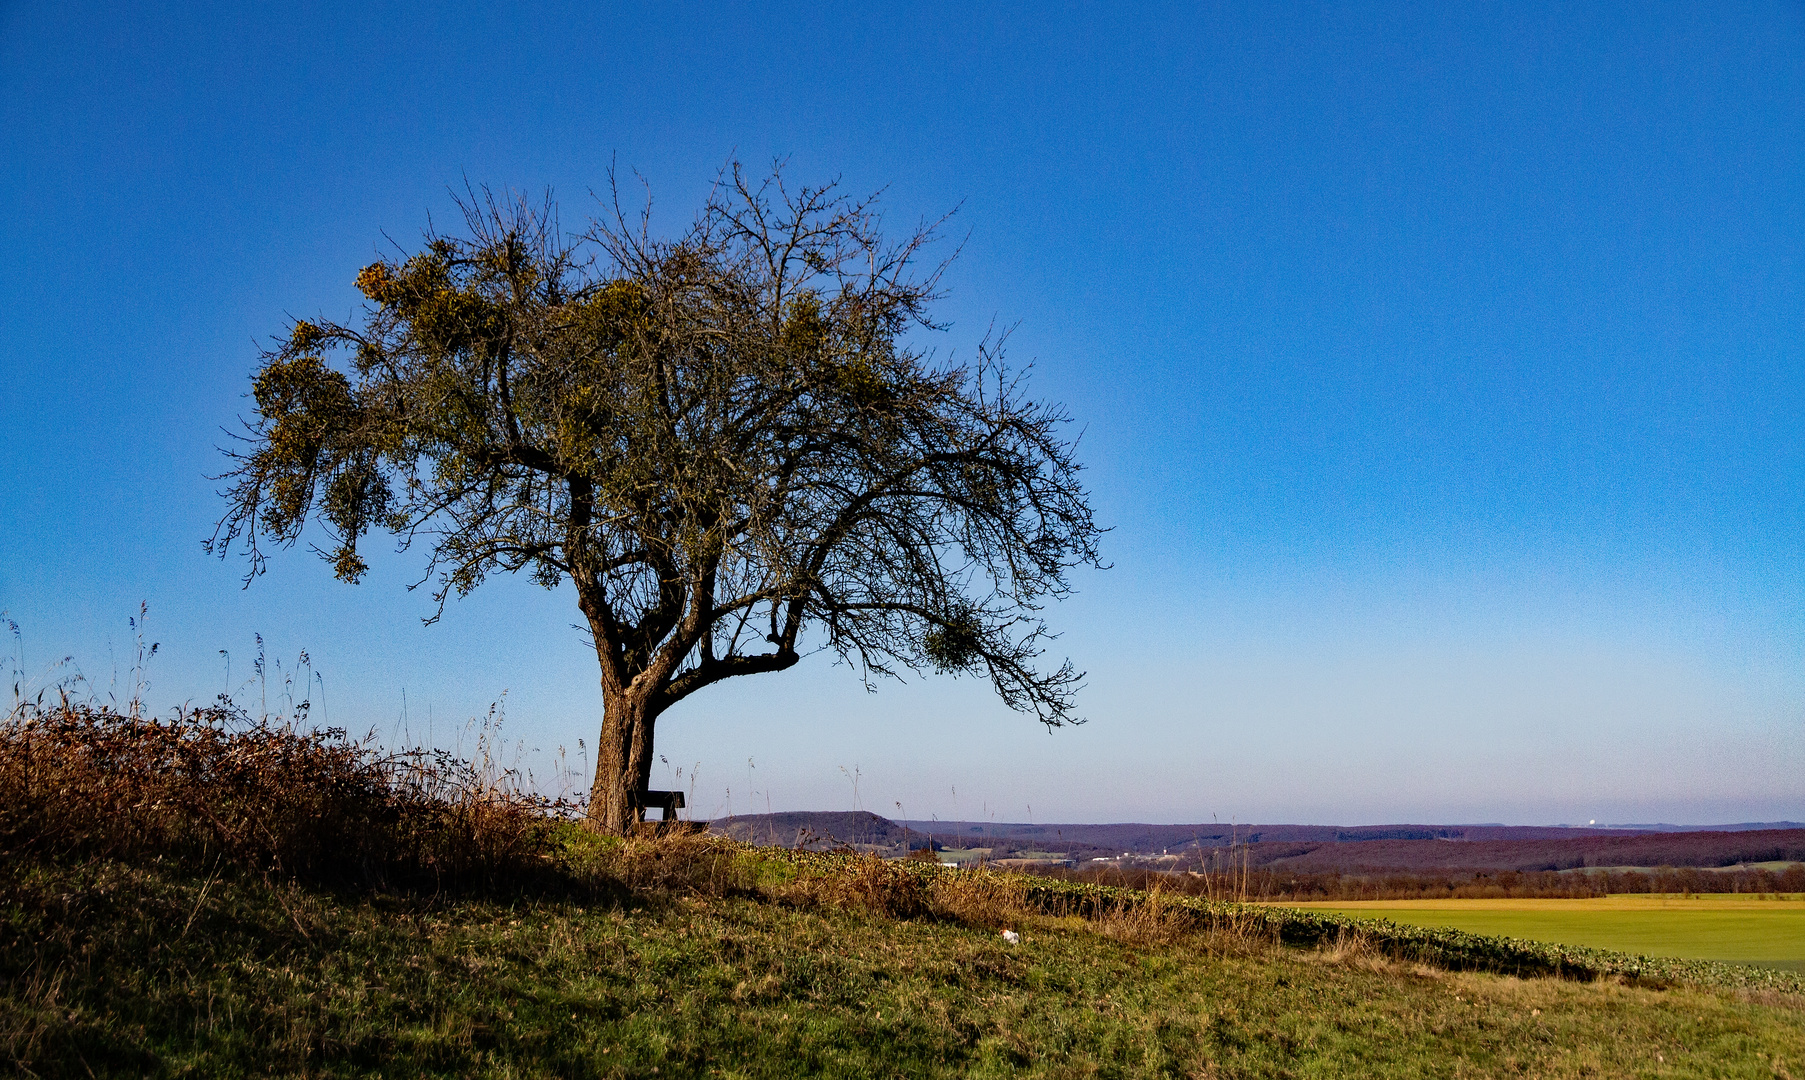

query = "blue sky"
[{"left": 2, "top": 1, "right": 1801, "bottom": 826}]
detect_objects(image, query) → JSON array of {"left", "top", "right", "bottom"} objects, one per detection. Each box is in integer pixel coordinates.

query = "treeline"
[
  {"left": 1031, "top": 863, "right": 1805, "bottom": 901},
  {"left": 1164, "top": 829, "right": 1805, "bottom": 875},
  {"left": 1253, "top": 865, "right": 1805, "bottom": 900},
  {"left": 1576, "top": 865, "right": 1805, "bottom": 896}
]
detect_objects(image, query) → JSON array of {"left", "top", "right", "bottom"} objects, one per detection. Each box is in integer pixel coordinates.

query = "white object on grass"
[{"left": 1001, "top": 930, "right": 1021, "bottom": 944}]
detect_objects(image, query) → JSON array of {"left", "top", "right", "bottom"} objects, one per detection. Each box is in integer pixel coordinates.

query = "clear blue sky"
[{"left": 3, "top": 1, "right": 1801, "bottom": 826}]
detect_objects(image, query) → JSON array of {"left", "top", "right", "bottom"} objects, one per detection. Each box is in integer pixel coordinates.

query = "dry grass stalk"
[
  {"left": 928, "top": 867, "right": 1028, "bottom": 927},
  {"left": 772, "top": 855, "right": 931, "bottom": 919},
  {"left": 1317, "top": 926, "right": 1390, "bottom": 970},
  {"left": 594, "top": 832, "right": 749, "bottom": 896}
]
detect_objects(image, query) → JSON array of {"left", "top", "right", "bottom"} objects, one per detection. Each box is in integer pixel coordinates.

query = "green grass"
[
  {"left": 6, "top": 853, "right": 1805, "bottom": 1077},
  {"left": 1283, "top": 895, "right": 1805, "bottom": 973}
]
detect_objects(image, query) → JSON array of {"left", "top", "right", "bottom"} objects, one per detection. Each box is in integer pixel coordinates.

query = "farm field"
[{"left": 1282, "top": 894, "right": 1805, "bottom": 972}]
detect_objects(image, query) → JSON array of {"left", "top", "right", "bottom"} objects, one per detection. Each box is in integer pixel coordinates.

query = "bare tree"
[{"left": 209, "top": 163, "right": 1104, "bottom": 833}]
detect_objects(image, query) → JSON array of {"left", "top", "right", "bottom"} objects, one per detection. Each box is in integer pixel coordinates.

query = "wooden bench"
[
  {"left": 627, "top": 790, "right": 704, "bottom": 836},
  {"left": 627, "top": 789, "right": 685, "bottom": 821}
]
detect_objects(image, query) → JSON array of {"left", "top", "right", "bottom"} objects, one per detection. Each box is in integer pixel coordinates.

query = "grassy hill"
[
  {"left": 4, "top": 705, "right": 1804, "bottom": 1076},
  {"left": 7, "top": 841, "right": 1805, "bottom": 1077}
]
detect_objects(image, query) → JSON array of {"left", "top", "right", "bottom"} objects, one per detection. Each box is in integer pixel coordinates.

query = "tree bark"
[{"left": 588, "top": 682, "right": 662, "bottom": 833}]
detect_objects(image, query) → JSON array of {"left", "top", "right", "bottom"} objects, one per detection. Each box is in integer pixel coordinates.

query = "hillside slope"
[
  {"left": 6, "top": 846, "right": 1804, "bottom": 1077},
  {"left": 5, "top": 709, "right": 1800, "bottom": 1075}
]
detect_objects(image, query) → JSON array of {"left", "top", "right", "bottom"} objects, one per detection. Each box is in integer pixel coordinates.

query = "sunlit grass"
[{"left": 6, "top": 856, "right": 1805, "bottom": 1077}]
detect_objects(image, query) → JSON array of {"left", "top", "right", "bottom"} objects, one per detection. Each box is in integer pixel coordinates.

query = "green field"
[{"left": 1283, "top": 894, "right": 1805, "bottom": 972}]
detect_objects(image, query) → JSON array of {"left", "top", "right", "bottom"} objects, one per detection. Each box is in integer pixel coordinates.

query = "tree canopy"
[{"left": 210, "top": 164, "right": 1104, "bottom": 832}]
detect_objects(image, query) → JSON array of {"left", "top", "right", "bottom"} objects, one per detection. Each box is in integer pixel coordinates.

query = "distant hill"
[
  {"left": 709, "top": 810, "right": 916, "bottom": 850},
  {"left": 892, "top": 820, "right": 1647, "bottom": 858},
  {"left": 707, "top": 813, "right": 1805, "bottom": 869},
  {"left": 1597, "top": 822, "right": 1804, "bottom": 833}
]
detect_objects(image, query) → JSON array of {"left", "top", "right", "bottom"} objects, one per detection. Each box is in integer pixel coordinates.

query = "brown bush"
[
  {"left": 773, "top": 855, "right": 931, "bottom": 918},
  {"left": 590, "top": 832, "right": 750, "bottom": 895},
  {"left": 0, "top": 700, "right": 568, "bottom": 889},
  {"left": 928, "top": 868, "right": 1027, "bottom": 927}
]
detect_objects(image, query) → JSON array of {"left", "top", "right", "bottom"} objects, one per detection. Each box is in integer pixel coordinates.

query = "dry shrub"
[
  {"left": 1199, "top": 903, "right": 1278, "bottom": 959},
  {"left": 1090, "top": 883, "right": 1200, "bottom": 946},
  {"left": 779, "top": 855, "right": 931, "bottom": 918},
  {"left": 1019, "top": 877, "right": 1275, "bottom": 956},
  {"left": 1316, "top": 926, "right": 1389, "bottom": 970},
  {"left": 929, "top": 868, "right": 1028, "bottom": 927},
  {"left": 594, "top": 832, "right": 748, "bottom": 895},
  {"left": 842, "top": 855, "right": 931, "bottom": 918},
  {"left": 0, "top": 701, "right": 566, "bottom": 889},
  {"left": 758, "top": 857, "right": 1279, "bottom": 957}
]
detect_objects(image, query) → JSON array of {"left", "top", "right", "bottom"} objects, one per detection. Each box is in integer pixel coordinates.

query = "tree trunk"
[{"left": 587, "top": 683, "right": 661, "bottom": 834}]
